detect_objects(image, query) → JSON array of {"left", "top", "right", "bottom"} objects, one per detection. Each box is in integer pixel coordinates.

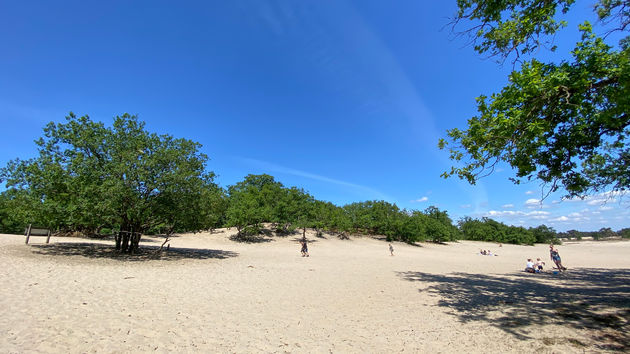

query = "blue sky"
[{"left": 1, "top": 1, "right": 628, "bottom": 232}]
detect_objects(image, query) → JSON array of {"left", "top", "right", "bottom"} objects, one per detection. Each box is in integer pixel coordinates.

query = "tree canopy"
[
  {"left": 440, "top": 0, "right": 629, "bottom": 198},
  {"left": 0, "top": 113, "right": 222, "bottom": 245},
  {"left": 1, "top": 113, "right": 625, "bottom": 248}
]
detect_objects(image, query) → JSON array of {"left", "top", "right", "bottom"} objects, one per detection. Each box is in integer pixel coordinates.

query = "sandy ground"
[{"left": 1, "top": 229, "right": 629, "bottom": 353}]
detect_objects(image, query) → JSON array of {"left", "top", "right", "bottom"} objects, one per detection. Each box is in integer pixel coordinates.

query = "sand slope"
[{"left": 1, "top": 230, "right": 628, "bottom": 353}]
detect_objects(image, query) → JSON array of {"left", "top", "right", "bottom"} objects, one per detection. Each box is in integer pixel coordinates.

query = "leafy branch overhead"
[{"left": 441, "top": 0, "right": 630, "bottom": 198}]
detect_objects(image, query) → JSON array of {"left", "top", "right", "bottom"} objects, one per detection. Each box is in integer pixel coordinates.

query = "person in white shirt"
[{"left": 525, "top": 259, "right": 535, "bottom": 273}]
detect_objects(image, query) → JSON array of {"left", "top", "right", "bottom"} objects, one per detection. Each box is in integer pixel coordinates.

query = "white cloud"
[
  {"left": 551, "top": 216, "right": 569, "bottom": 222},
  {"left": 484, "top": 210, "right": 550, "bottom": 218},
  {"left": 528, "top": 211, "right": 551, "bottom": 216},
  {"left": 411, "top": 196, "right": 428, "bottom": 203},
  {"left": 599, "top": 206, "right": 613, "bottom": 211},
  {"left": 525, "top": 190, "right": 535, "bottom": 195},
  {"left": 487, "top": 210, "right": 519, "bottom": 217},
  {"left": 525, "top": 198, "right": 540, "bottom": 207},
  {"left": 501, "top": 204, "right": 514, "bottom": 208},
  {"left": 460, "top": 204, "right": 472, "bottom": 209},
  {"left": 587, "top": 198, "right": 613, "bottom": 206}
]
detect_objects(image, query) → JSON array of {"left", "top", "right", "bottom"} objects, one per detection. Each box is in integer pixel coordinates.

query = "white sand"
[{"left": 1, "top": 230, "right": 628, "bottom": 353}]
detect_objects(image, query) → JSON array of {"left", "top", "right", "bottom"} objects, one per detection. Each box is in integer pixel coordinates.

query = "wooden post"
[
  {"left": 46, "top": 229, "right": 51, "bottom": 244},
  {"left": 25, "top": 224, "right": 32, "bottom": 244}
]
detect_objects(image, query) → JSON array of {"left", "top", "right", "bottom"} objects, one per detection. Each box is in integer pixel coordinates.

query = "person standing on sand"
[
  {"left": 549, "top": 244, "right": 566, "bottom": 271},
  {"left": 389, "top": 243, "right": 394, "bottom": 256},
  {"left": 301, "top": 240, "right": 309, "bottom": 257}
]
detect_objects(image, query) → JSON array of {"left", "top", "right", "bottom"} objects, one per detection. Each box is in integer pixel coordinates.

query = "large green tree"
[
  {"left": 440, "top": 0, "right": 629, "bottom": 197},
  {"left": 225, "top": 174, "right": 284, "bottom": 236},
  {"left": 0, "top": 113, "right": 219, "bottom": 252}
]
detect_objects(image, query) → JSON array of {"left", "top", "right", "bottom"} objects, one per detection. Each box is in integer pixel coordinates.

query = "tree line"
[{"left": 0, "top": 114, "right": 627, "bottom": 249}]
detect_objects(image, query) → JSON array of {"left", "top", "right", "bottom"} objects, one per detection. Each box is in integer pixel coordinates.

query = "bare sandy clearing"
[{"left": 1, "top": 230, "right": 628, "bottom": 353}]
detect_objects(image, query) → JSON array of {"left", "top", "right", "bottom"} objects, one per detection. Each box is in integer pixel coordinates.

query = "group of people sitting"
[
  {"left": 525, "top": 244, "right": 567, "bottom": 273},
  {"left": 479, "top": 249, "right": 496, "bottom": 256},
  {"left": 525, "top": 258, "right": 546, "bottom": 273}
]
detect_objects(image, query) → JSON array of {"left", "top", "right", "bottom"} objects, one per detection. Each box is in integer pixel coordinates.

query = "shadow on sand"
[
  {"left": 29, "top": 242, "right": 239, "bottom": 262},
  {"left": 397, "top": 268, "right": 630, "bottom": 351}
]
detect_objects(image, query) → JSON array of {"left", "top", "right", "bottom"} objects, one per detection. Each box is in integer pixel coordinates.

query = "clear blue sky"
[{"left": 1, "top": 1, "right": 627, "bottom": 232}]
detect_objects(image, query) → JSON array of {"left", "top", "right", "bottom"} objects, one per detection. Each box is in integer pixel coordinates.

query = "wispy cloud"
[
  {"left": 485, "top": 210, "right": 550, "bottom": 219},
  {"left": 501, "top": 203, "right": 514, "bottom": 208},
  {"left": 525, "top": 190, "right": 535, "bottom": 195},
  {"left": 237, "top": 157, "right": 392, "bottom": 201},
  {"left": 411, "top": 196, "right": 428, "bottom": 203}
]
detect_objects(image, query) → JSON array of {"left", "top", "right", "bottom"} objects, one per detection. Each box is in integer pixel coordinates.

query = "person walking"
[
  {"left": 300, "top": 239, "right": 309, "bottom": 257},
  {"left": 389, "top": 243, "right": 394, "bottom": 256}
]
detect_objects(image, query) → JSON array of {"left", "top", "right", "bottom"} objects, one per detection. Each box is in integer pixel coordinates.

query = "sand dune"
[{"left": 1, "top": 229, "right": 628, "bottom": 353}]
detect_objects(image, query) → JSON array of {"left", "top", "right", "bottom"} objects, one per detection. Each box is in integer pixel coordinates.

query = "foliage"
[
  {"left": 530, "top": 224, "right": 557, "bottom": 244},
  {"left": 0, "top": 189, "right": 33, "bottom": 234},
  {"left": 441, "top": 1, "right": 630, "bottom": 198},
  {"left": 458, "top": 217, "right": 538, "bottom": 245},
  {"left": 225, "top": 174, "right": 284, "bottom": 235},
  {"left": 0, "top": 113, "right": 219, "bottom": 243},
  {"left": 1, "top": 115, "right": 624, "bottom": 248}
]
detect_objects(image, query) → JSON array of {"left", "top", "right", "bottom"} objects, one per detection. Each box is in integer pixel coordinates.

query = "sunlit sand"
[{"left": 1, "top": 230, "right": 628, "bottom": 353}]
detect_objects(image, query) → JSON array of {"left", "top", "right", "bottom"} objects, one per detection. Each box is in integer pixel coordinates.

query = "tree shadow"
[
  {"left": 397, "top": 268, "right": 630, "bottom": 351},
  {"left": 29, "top": 242, "right": 239, "bottom": 262},
  {"left": 291, "top": 237, "right": 319, "bottom": 244},
  {"left": 228, "top": 234, "right": 273, "bottom": 243}
]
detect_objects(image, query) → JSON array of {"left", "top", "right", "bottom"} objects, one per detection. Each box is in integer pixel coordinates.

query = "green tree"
[
  {"left": 0, "top": 189, "right": 34, "bottom": 234},
  {"left": 0, "top": 113, "right": 215, "bottom": 252},
  {"left": 424, "top": 206, "right": 459, "bottom": 242},
  {"left": 397, "top": 211, "right": 429, "bottom": 243},
  {"left": 225, "top": 174, "right": 284, "bottom": 236},
  {"left": 440, "top": 1, "right": 629, "bottom": 197},
  {"left": 530, "top": 224, "right": 558, "bottom": 244}
]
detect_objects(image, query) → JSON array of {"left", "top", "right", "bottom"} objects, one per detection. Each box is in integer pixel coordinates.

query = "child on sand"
[
  {"left": 389, "top": 243, "right": 394, "bottom": 256},
  {"left": 536, "top": 258, "right": 545, "bottom": 273},
  {"left": 300, "top": 240, "right": 309, "bottom": 257}
]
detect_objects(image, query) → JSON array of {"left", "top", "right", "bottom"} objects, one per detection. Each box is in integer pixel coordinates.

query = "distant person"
[
  {"left": 525, "top": 259, "right": 535, "bottom": 273},
  {"left": 389, "top": 243, "right": 394, "bottom": 256},
  {"left": 536, "top": 258, "right": 545, "bottom": 272},
  {"left": 301, "top": 240, "right": 309, "bottom": 257},
  {"left": 549, "top": 244, "right": 566, "bottom": 271}
]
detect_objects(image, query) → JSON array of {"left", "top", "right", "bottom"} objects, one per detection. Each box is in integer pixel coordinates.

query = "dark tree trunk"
[
  {"left": 115, "top": 232, "right": 122, "bottom": 250},
  {"left": 121, "top": 232, "right": 130, "bottom": 252},
  {"left": 129, "top": 231, "right": 141, "bottom": 254}
]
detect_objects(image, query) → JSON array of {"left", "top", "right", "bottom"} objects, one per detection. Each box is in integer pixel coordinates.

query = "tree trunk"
[
  {"left": 115, "top": 232, "right": 122, "bottom": 250},
  {"left": 121, "top": 232, "right": 130, "bottom": 252},
  {"left": 130, "top": 232, "right": 141, "bottom": 254}
]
